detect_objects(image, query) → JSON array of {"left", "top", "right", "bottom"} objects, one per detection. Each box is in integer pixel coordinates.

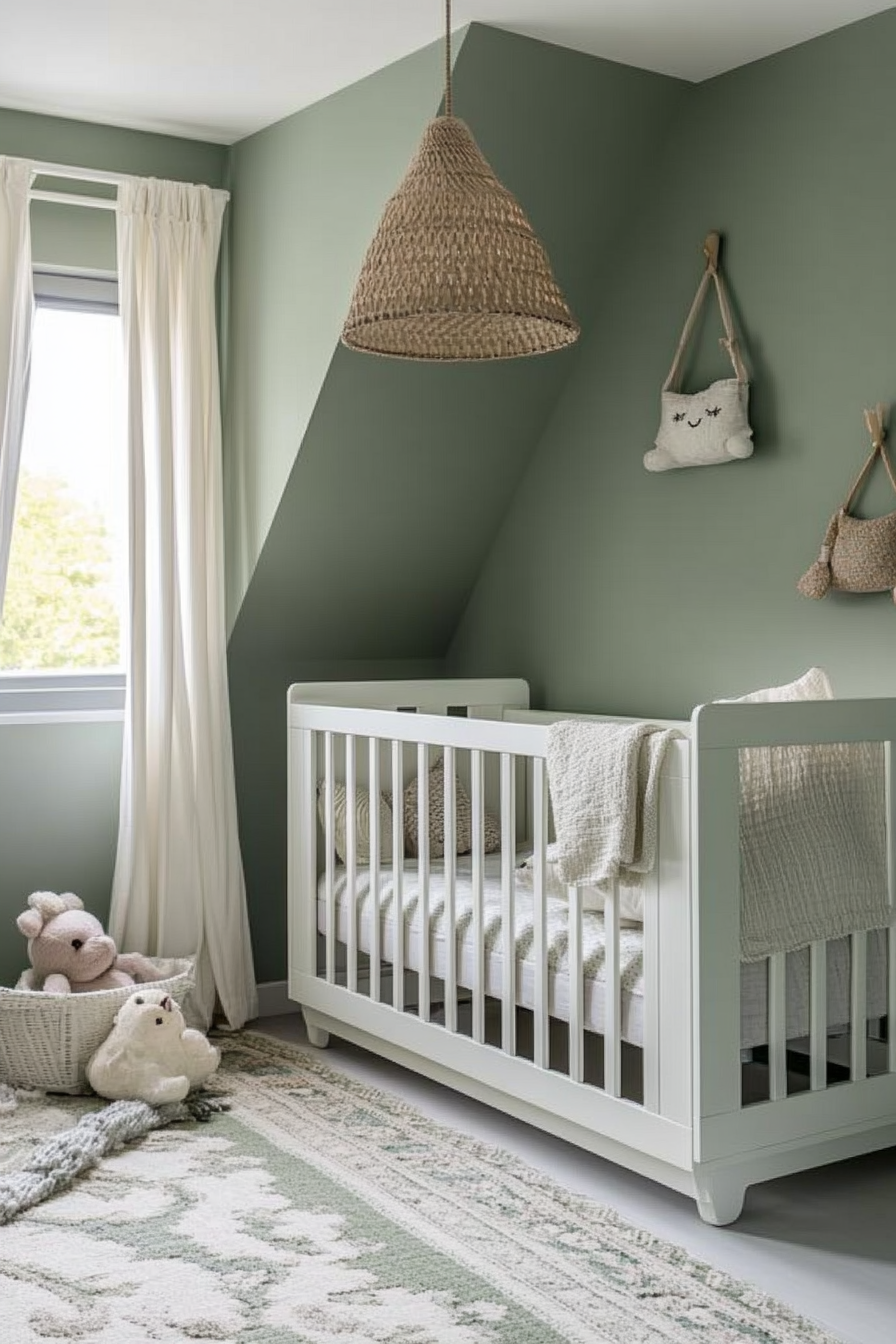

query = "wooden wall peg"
[{"left": 703, "top": 231, "right": 721, "bottom": 270}]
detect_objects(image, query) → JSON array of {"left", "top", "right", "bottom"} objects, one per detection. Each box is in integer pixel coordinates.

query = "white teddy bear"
[{"left": 86, "top": 988, "right": 220, "bottom": 1105}]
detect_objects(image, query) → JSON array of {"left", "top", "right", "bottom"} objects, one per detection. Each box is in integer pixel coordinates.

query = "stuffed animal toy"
[
  {"left": 15, "top": 890, "right": 166, "bottom": 994},
  {"left": 86, "top": 988, "right": 220, "bottom": 1105}
]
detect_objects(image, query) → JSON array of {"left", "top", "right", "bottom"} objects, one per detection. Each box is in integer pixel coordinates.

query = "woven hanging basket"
[{"left": 342, "top": 116, "right": 580, "bottom": 361}]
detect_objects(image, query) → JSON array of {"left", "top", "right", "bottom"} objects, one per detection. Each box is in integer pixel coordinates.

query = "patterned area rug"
[{"left": 0, "top": 1030, "right": 838, "bottom": 1344}]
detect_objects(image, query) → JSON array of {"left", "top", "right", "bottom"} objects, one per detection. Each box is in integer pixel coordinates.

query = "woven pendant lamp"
[{"left": 341, "top": 0, "right": 580, "bottom": 361}]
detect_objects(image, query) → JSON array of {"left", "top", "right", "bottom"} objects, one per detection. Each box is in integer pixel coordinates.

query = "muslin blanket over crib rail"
[
  {"left": 545, "top": 720, "right": 679, "bottom": 890},
  {"left": 545, "top": 715, "right": 891, "bottom": 961}
]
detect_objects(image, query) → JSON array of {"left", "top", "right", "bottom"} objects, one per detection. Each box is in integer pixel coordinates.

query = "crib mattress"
[{"left": 317, "top": 854, "right": 888, "bottom": 1051}]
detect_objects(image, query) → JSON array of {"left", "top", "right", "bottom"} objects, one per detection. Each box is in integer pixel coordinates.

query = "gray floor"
[{"left": 257, "top": 1011, "right": 896, "bottom": 1344}]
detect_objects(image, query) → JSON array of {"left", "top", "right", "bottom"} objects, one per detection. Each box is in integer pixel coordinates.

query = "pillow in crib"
[
  {"left": 402, "top": 760, "right": 501, "bottom": 858},
  {"left": 716, "top": 665, "right": 833, "bottom": 705},
  {"left": 317, "top": 783, "right": 393, "bottom": 865},
  {"left": 515, "top": 855, "right": 643, "bottom": 925}
]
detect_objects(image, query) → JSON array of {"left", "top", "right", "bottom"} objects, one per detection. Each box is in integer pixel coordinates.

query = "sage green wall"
[
  {"left": 0, "top": 108, "right": 226, "bottom": 988},
  {"left": 0, "top": 106, "right": 227, "bottom": 272},
  {"left": 0, "top": 723, "right": 122, "bottom": 989},
  {"left": 222, "top": 38, "right": 445, "bottom": 631},
  {"left": 448, "top": 9, "right": 896, "bottom": 716},
  {"left": 227, "top": 27, "right": 685, "bottom": 983},
  {"left": 231, "top": 656, "right": 445, "bottom": 985}
]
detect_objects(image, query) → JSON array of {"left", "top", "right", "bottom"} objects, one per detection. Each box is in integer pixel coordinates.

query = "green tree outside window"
[{"left": 0, "top": 471, "right": 120, "bottom": 670}]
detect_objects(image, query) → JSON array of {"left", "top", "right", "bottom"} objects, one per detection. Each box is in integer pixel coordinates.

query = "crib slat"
[
  {"left": 850, "top": 931, "right": 867, "bottom": 1082},
  {"left": 809, "top": 940, "right": 827, "bottom": 1091},
  {"left": 297, "top": 729, "right": 318, "bottom": 982},
  {"left": 324, "top": 731, "right": 335, "bottom": 984},
  {"left": 444, "top": 745, "right": 457, "bottom": 1034},
  {"left": 345, "top": 735, "right": 358, "bottom": 994},
  {"left": 568, "top": 886, "right": 584, "bottom": 1084},
  {"left": 533, "top": 758, "right": 549, "bottom": 1069},
  {"left": 368, "top": 738, "right": 381, "bottom": 1005},
  {"left": 471, "top": 749, "right": 485, "bottom": 1045},
  {"left": 604, "top": 879, "right": 621, "bottom": 1097},
  {"left": 500, "top": 753, "right": 516, "bottom": 1057},
  {"left": 768, "top": 953, "right": 787, "bottom": 1101},
  {"left": 391, "top": 739, "right": 404, "bottom": 1012},
  {"left": 418, "top": 742, "right": 431, "bottom": 1024},
  {"left": 640, "top": 858, "right": 661, "bottom": 1114}
]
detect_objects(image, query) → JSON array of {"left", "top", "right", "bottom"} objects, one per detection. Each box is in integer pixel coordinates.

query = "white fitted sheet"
[{"left": 317, "top": 854, "right": 888, "bottom": 1050}]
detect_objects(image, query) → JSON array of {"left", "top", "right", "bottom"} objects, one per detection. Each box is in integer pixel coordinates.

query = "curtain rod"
[
  {"left": 26, "top": 160, "right": 230, "bottom": 211},
  {"left": 30, "top": 160, "right": 129, "bottom": 186},
  {"left": 28, "top": 159, "right": 123, "bottom": 212},
  {"left": 30, "top": 188, "right": 117, "bottom": 212}
]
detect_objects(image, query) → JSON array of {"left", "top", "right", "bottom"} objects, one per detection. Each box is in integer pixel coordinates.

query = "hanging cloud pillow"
[
  {"left": 645, "top": 234, "right": 754, "bottom": 472},
  {"left": 644, "top": 377, "right": 753, "bottom": 472}
]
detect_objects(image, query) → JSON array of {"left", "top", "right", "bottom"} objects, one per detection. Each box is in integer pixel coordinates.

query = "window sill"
[{"left": 0, "top": 672, "right": 125, "bottom": 723}]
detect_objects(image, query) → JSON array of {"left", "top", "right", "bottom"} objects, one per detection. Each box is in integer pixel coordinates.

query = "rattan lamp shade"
[{"left": 341, "top": 116, "right": 580, "bottom": 361}]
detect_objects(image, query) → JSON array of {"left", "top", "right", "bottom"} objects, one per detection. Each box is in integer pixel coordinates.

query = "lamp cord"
[{"left": 445, "top": 0, "right": 452, "bottom": 117}]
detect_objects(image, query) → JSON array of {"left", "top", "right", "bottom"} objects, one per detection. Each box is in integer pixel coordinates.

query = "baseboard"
[
  {"left": 256, "top": 969, "right": 421, "bottom": 1020},
  {"left": 255, "top": 980, "right": 300, "bottom": 1019}
]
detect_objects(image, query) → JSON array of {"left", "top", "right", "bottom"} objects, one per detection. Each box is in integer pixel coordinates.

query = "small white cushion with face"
[{"left": 647, "top": 378, "right": 752, "bottom": 470}]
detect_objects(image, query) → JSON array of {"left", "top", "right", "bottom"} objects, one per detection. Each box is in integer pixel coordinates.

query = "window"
[{"left": 0, "top": 271, "right": 126, "bottom": 679}]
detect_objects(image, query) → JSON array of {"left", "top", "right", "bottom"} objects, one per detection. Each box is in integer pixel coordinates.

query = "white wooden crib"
[{"left": 286, "top": 678, "right": 896, "bottom": 1224}]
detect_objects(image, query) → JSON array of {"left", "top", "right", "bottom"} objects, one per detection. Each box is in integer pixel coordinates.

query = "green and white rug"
[{"left": 0, "top": 1030, "right": 838, "bottom": 1343}]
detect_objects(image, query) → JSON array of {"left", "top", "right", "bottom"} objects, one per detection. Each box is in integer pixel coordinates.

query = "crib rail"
[
  {"left": 288, "top": 693, "right": 692, "bottom": 1160},
  {"left": 288, "top": 680, "right": 896, "bottom": 1224}
]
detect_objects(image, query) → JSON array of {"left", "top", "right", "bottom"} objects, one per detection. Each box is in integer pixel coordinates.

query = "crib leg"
[
  {"left": 302, "top": 1008, "right": 330, "bottom": 1049},
  {"left": 695, "top": 1172, "right": 746, "bottom": 1226}
]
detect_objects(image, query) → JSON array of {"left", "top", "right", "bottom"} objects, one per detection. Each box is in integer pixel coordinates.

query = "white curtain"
[
  {"left": 0, "top": 157, "right": 33, "bottom": 620},
  {"left": 110, "top": 177, "right": 258, "bottom": 1030}
]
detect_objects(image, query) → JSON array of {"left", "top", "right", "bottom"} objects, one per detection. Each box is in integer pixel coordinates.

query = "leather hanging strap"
[
  {"left": 663, "top": 245, "right": 748, "bottom": 393},
  {"left": 840, "top": 404, "right": 896, "bottom": 513}
]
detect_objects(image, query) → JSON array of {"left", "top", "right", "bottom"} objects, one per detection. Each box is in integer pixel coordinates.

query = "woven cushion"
[
  {"left": 317, "top": 784, "right": 393, "bottom": 865},
  {"left": 832, "top": 507, "right": 896, "bottom": 592},
  {"left": 403, "top": 760, "right": 501, "bottom": 858}
]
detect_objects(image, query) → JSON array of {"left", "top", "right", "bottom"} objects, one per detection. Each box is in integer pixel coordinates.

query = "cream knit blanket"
[
  {"left": 545, "top": 721, "right": 680, "bottom": 889},
  {"left": 546, "top": 676, "right": 891, "bottom": 959}
]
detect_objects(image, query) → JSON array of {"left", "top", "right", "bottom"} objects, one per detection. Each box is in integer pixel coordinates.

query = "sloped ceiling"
[
  {"left": 225, "top": 26, "right": 688, "bottom": 982},
  {"left": 226, "top": 25, "right": 687, "bottom": 670}
]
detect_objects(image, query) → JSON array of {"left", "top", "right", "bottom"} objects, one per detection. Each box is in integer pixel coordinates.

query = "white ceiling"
[{"left": 1, "top": 0, "right": 892, "bottom": 145}]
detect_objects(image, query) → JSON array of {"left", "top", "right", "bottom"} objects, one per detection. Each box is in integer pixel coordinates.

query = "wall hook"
[{"left": 703, "top": 231, "right": 720, "bottom": 271}]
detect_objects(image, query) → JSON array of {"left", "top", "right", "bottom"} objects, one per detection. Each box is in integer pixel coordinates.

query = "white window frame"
[{"left": 0, "top": 267, "right": 125, "bottom": 722}]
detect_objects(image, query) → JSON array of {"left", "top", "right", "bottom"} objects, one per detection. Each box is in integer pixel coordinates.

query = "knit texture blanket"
[
  {"left": 546, "top": 680, "right": 891, "bottom": 960},
  {"left": 545, "top": 720, "right": 680, "bottom": 889},
  {"left": 725, "top": 669, "right": 890, "bottom": 961}
]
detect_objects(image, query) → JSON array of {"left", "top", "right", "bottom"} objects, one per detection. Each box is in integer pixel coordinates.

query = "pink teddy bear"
[{"left": 16, "top": 891, "right": 165, "bottom": 994}]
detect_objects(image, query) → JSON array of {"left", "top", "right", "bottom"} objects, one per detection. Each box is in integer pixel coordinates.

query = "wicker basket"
[{"left": 0, "top": 957, "right": 194, "bottom": 1094}]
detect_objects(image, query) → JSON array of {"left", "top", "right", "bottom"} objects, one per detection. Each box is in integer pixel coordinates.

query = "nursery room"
[{"left": 1, "top": 1, "right": 896, "bottom": 1341}]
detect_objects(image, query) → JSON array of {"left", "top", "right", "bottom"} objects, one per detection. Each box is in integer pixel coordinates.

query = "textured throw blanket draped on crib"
[
  {"left": 720, "top": 668, "right": 891, "bottom": 960},
  {"left": 545, "top": 721, "right": 680, "bottom": 889},
  {"left": 736, "top": 736, "right": 890, "bottom": 960},
  {"left": 546, "top": 702, "right": 892, "bottom": 961}
]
